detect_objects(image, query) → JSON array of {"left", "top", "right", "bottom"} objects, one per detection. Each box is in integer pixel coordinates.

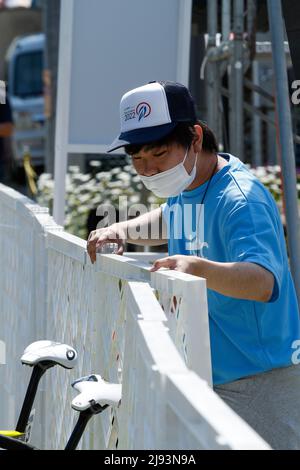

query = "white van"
[{"left": 6, "top": 33, "right": 45, "bottom": 169}]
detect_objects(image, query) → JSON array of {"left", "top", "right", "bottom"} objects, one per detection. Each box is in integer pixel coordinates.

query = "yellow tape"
[
  {"left": 23, "top": 153, "right": 38, "bottom": 196},
  {"left": 0, "top": 430, "right": 24, "bottom": 438}
]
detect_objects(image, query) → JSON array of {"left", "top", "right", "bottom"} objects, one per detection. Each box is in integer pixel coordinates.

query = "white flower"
[
  {"left": 132, "top": 176, "right": 142, "bottom": 184},
  {"left": 89, "top": 161, "right": 102, "bottom": 168},
  {"left": 69, "top": 166, "right": 80, "bottom": 174},
  {"left": 107, "top": 181, "right": 123, "bottom": 189}
]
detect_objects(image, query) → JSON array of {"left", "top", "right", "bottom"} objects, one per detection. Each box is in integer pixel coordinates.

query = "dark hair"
[{"left": 125, "top": 121, "right": 218, "bottom": 155}]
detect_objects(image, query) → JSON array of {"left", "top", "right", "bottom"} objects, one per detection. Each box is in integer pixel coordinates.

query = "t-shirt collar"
[{"left": 182, "top": 153, "right": 234, "bottom": 199}]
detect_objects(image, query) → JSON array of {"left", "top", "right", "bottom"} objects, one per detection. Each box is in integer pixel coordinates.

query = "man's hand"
[
  {"left": 150, "top": 255, "right": 199, "bottom": 275},
  {"left": 150, "top": 255, "right": 274, "bottom": 303},
  {"left": 87, "top": 224, "right": 126, "bottom": 264}
]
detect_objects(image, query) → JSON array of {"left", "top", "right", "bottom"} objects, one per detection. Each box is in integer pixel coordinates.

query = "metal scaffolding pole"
[
  {"left": 230, "top": 0, "right": 245, "bottom": 161},
  {"left": 252, "top": 60, "right": 263, "bottom": 167},
  {"left": 222, "top": 0, "right": 231, "bottom": 41},
  {"left": 247, "top": 0, "right": 256, "bottom": 57},
  {"left": 206, "top": 0, "right": 222, "bottom": 145},
  {"left": 267, "top": 0, "right": 300, "bottom": 304}
]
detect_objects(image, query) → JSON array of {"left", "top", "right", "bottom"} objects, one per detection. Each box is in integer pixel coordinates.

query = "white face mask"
[{"left": 138, "top": 148, "right": 198, "bottom": 198}]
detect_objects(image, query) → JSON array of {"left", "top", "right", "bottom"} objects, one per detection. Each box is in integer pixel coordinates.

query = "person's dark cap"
[{"left": 107, "top": 81, "right": 197, "bottom": 153}]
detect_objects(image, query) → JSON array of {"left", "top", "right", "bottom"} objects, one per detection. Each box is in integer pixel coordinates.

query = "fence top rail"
[
  {"left": 0, "top": 184, "right": 39, "bottom": 211},
  {"left": 47, "top": 229, "right": 87, "bottom": 264},
  {"left": 95, "top": 253, "right": 207, "bottom": 295},
  {"left": 0, "top": 185, "right": 62, "bottom": 235},
  {"left": 126, "top": 281, "right": 168, "bottom": 322},
  {"left": 47, "top": 230, "right": 207, "bottom": 288}
]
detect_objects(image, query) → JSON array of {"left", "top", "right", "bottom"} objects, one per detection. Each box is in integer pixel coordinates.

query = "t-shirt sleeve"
[{"left": 223, "top": 202, "right": 284, "bottom": 302}]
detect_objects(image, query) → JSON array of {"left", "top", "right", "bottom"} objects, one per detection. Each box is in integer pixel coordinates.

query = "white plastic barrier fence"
[
  {"left": 0, "top": 184, "right": 270, "bottom": 449},
  {"left": 0, "top": 184, "right": 62, "bottom": 446}
]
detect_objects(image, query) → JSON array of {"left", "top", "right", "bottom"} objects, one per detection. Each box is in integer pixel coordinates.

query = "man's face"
[{"left": 131, "top": 142, "right": 195, "bottom": 177}]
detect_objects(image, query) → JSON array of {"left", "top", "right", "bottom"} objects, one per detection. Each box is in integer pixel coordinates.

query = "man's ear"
[{"left": 193, "top": 125, "right": 203, "bottom": 153}]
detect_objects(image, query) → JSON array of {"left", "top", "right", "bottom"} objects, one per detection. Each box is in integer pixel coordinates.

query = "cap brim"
[{"left": 107, "top": 122, "right": 177, "bottom": 153}]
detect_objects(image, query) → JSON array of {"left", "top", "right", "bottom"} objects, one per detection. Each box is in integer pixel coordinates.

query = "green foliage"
[
  {"left": 36, "top": 161, "right": 163, "bottom": 239},
  {"left": 248, "top": 165, "right": 300, "bottom": 220}
]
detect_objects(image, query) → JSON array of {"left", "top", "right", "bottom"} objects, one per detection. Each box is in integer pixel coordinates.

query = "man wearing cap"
[{"left": 87, "top": 81, "right": 300, "bottom": 449}]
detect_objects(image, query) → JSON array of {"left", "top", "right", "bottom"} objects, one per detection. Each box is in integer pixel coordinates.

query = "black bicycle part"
[
  {"left": 16, "top": 361, "right": 55, "bottom": 434},
  {"left": 65, "top": 403, "right": 109, "bottom": 450},
  {"left": 0, "top": 434, "right": 37, "bottom": 451}
]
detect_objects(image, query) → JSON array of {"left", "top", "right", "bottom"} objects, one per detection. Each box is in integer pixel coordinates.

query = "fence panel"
[
  {"left": 95, "top": 253, "right": 212, "bottom": 384},
  {"left": 0, "top": 185, "right": 60, "bottom": 446}
]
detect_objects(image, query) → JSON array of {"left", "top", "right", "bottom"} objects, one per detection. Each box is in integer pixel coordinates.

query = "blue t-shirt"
[{"left": 162, "top": 153, "right": 300, "bottom": 385}]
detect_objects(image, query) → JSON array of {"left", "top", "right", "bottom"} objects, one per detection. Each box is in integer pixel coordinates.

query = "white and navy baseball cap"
[{"left": 107, "top": 81, "right": 197, "bottom": 153}]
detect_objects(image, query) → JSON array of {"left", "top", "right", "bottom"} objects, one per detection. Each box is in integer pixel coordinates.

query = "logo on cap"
[{"left": 136, "top": 102, "right": 151, "bottom": 121}]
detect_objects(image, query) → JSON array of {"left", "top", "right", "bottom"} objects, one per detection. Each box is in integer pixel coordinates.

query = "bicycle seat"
[
  {"left": 21, "top": 340, "right": 78, "bottom": 369},
  {"left": 71, "top": 374, "right": 122, "bottom": 411}
]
